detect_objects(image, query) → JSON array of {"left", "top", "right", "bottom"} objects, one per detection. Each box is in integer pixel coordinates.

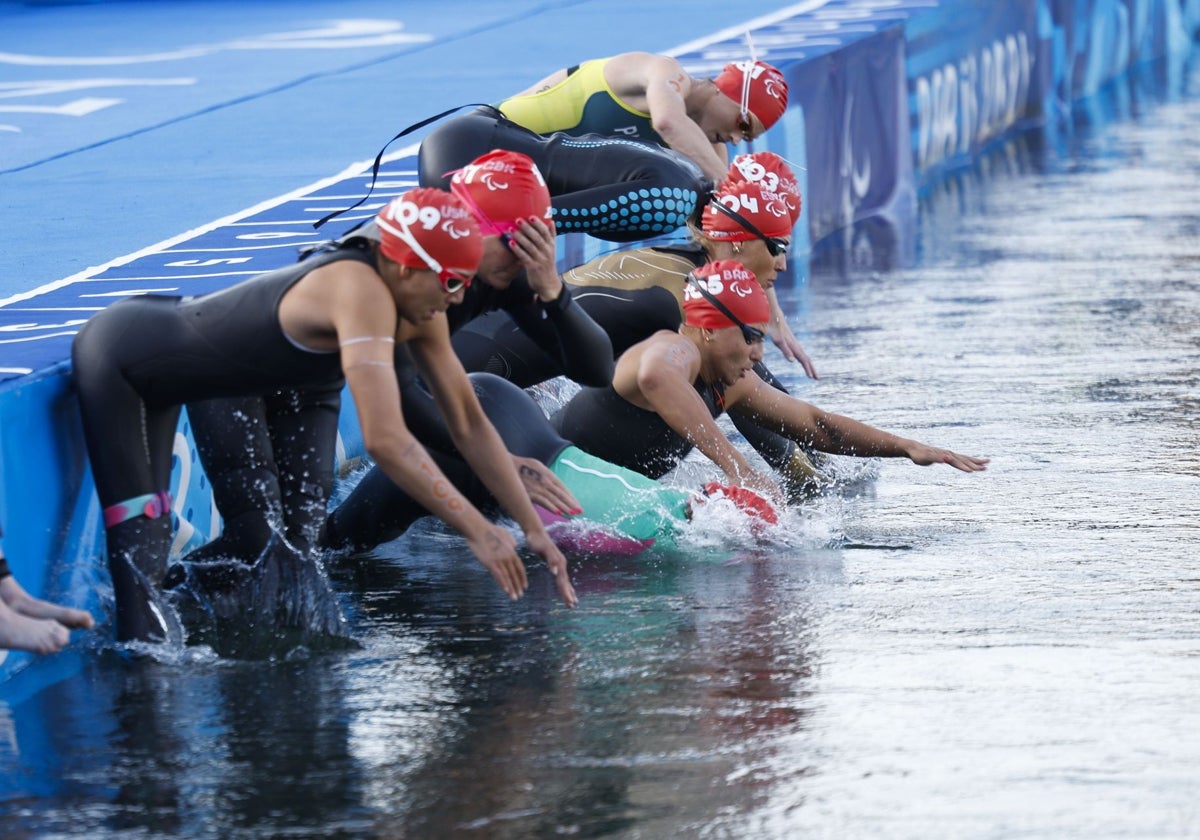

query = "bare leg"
[{"left": 0, "top": 574, "right": 95, "bottom": 630}]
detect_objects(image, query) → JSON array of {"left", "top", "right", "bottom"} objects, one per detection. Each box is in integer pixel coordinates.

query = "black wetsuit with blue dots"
[{"left": 418, "top": 106, "right": 710, "bottom": 243}]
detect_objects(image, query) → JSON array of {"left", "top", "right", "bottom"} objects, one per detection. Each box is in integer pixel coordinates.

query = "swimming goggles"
[{"left": 709, "top": 200, "right": 789, "bottom": 257}]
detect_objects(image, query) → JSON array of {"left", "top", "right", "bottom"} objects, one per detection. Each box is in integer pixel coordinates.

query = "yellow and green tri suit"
[{"left": 498, "top": 59, "right": 664, "bottom": 145}]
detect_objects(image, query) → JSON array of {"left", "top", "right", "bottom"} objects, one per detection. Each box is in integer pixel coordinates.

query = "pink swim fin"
[{"left": 534, "top": 506, "right": 655, "bottom": 556}]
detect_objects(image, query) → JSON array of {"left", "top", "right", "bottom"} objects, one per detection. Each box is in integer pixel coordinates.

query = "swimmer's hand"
[
  {"left": 514, "top": 456, "right": 581, "bottom": 517},
  {"left": 905, "top": 442, "right": 990, "bottom": 473},
  {"left": 524, "top": 528, "right": 578, "bottom": 609},
  {"left": 509, "top": 217, "right": 563, "bottom": 302},
  {"left": 466, "top": 524, "right": 528, "bottom": 601}
]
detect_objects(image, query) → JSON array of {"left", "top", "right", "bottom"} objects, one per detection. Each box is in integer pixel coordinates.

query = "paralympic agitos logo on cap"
[
  {"left": 732, "top": 60, "right": 786, "bottom": 100},
  {"left": 457, "top": 157, "right": 548, "bottom": 192},
  {"left": 684, "top": 265, "right": 755, "bottom": 301}
]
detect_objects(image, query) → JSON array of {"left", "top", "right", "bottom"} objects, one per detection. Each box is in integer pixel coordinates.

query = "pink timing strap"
[{"left": 103, "top": 491, "right": 172, "bottom": 529}]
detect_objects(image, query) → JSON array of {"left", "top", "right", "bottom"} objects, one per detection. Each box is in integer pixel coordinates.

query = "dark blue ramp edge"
[{"left": 1, "top": 0, "right": 1197, "bottom": 680}]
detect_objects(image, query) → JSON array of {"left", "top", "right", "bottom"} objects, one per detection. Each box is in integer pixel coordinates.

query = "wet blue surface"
[{"left": 4, "top": 33, "right": 1200, "bottom": 840}]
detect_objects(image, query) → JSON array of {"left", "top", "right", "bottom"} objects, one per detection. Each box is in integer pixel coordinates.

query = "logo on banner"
[
  {"left": 914, "top": 31, "right": 1033, "bottom": 170},
  {"left": 841, "top": 93, "right": 873, "bottom": 215}
]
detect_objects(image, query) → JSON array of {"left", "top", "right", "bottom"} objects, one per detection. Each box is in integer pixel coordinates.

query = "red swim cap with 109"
[{"left": 375, "top": 187, "right": 483, "bottom": 279}]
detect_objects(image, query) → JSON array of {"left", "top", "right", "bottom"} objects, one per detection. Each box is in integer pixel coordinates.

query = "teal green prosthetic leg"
[{"left": 547, "top": 445, "right": 692, "bottom": 550}]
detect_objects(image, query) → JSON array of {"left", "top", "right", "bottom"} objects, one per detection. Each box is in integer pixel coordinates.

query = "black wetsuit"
[
  {"left": 326, "top": 373, "right": 570, "bottom": 550},
  {"left": 71, "top": 246, "right": 369, "bottom": 641},
  {"left": 551, "top": 377, "right": 727, "bottom": 479},
  {"left": 418, "top": 107, "right": 709, "bottom": 243}
]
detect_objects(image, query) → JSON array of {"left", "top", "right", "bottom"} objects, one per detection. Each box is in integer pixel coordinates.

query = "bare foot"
[
  {"left": 0, "top": 575, "right": 95, "bottom": 630},
  {"left": 0, "top": 598, "right": 69, "bottom": 655}
]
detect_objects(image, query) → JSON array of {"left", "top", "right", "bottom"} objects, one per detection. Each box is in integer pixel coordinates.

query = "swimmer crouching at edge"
[{"left": 71, "top": 187, "right": 577, "bottom": 644}]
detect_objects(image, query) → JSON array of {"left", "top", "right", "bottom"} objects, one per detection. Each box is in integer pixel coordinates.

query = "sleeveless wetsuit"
[
  {"left": 320, "top": 227, "right": 692, "bottom": 555},
  {"left": 418, "top": 107, "right": 707, "bottom": 242},
  {"left": 552, "top": 377, "right": 727, "bottom": 480},
  {"left": 497, "top": 59, "right": 663, "bottom": 144},
  {"left": 463, "top": 241, "right": 817, "bottom": 490},
  {"left": 71, "top": 246, "right": 371, "bottom": 641},
  {"left": 324, "top": 374, "right": 690, "bottom": 551}
]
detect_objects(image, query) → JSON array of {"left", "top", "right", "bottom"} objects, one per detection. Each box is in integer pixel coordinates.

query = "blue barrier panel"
[
  {"left": 905, "top": 0, "right": 1044, "bottom": 185},
  {"left": 785, "top": 24, "right": 913, "bottom": 244}
]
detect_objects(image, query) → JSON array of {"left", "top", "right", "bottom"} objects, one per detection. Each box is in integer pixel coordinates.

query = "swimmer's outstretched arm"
[
  {"left": 410, "top": 327, "right": 578, "bottom": 608},
  {"left": 329, "top": 275, "right": 536, "bottom": 603},
  {"left": 727, "top": 376, "right": 990, "bottom": 472}
]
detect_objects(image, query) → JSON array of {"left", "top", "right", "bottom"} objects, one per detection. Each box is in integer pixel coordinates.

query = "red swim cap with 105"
[{"left": 682, "top": 259, "right": 770, "bottom": 330}]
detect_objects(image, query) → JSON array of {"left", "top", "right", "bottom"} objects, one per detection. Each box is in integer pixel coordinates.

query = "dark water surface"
[{"left": 4, "top": 59, "right": 1200, "bottom": 838}]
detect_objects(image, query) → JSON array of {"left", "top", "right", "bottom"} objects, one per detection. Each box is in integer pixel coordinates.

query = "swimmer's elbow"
[{"left": 650, "top": 112, "right": 685, "bottom": 141}]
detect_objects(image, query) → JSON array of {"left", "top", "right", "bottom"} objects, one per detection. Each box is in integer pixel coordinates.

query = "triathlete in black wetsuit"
[
  {"left": 73, "top": 187, "right": 577, "bottom": 643},
  {"left": 417, "top": 54, "right": 789, "bottom": 242},
  {"left": 552, "top": 261, "right": 990, "bottom": 499}
]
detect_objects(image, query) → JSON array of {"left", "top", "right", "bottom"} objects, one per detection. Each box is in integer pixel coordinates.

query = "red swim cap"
[
  {"left": 376, "top": 188, "right": 483, "bottom": 278},
  {"left": 714, "top": 59, "right": 788, "bottom": 131},
  {"left": 701, "top": 180, "right": 793, "bottom": 242},
  {"left": 449, "top": 149, "right": 553, "bottom": 236},
  {"left": 727, "top": 152, "right": 802, "bottom": 224},
  {"left": 702, "top": 482, "right": 779, "bottom": 526},
  {"left": 682, "top": 259, "right": 770, "bottom": 330}
]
